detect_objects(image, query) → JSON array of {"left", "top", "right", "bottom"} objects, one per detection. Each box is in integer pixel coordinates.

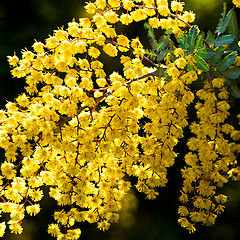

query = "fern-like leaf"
[
  {"left": 227, "top": 10, "right": 239, "bottom": 38},
  {"left": 157, "top": 35, "right": 169, "bottom": 52},
  {"left": 144, "top": 23, "right": 158, "bottom": 52},
  {"left": 216, "top": 5, "right": 233, "bottom": 35},
  {"left": 144, "top": 49, "right": 157, "bottom": 62},
  {"left": 215, "top": 2, "right": 227, "bottom": 35},
  {"left": 205, "top": 31, "right": 215, "bottom": 45}
]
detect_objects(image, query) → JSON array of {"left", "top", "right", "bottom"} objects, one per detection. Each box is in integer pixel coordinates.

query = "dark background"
[{"left": 0, "top": 0, "right": 240, "bottom": 240}]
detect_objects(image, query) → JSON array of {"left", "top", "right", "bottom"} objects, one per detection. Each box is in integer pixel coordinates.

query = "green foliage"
[
  {"left": 215, "top": 35, "right": 235, "bottom": 47},
  {"left": 217, "top": 50, "right": 238, "bottom": 71},
  {"left": 225, "top": 78, "right": 240, "bottom": 98},
  {"left": 144, "top": 23, "right": 158, "bottom": 52},
  {"left": 188, "top": 26, "right": 198, "bottom": 52},
  {"left": 156, "top": 35, "right": 170, "bottom": 61},
  {"left": 193, "top": 54, "right": 209, "bottom": 72},
  {"left": 209, "top": 47, "right": 225, "bottom": 65},
  {"left": 144, "top": 49, "right": 158, "bottom": 61},
  {"left": 206, "top": 30, "right": 215, "bottom": 45},
  {"left": 144, "top": 23, "right": 171, "bottom": 63},
  {"left": 227, "top": 9, "right": 239, "bottom": 38},
  {"left": 215, "top": 3, "right": 233, "bottom": 35},
  {"left": 179, "top": 26, "right": 212, "bottom": 72},
  {"left": 224, "top": 67, "right": 240, "bottom": 79},
  {"left": 195, "top": 33, "right": 204, "bottom": 50},
  {"left": 179, "top": 27, "right": 198, "bottom": 54}
]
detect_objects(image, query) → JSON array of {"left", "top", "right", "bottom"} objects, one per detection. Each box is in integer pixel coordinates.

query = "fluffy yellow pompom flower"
[
  {"left": 149, "top": 17, "right": 161, "bottom": 28},
  {"left": 7, "top": 55, "right": 19, "bottom": 66},
  {"left": 232, "top": 0, "right": 240, "bottom": 8},
  {"left": 85, "top": 2, "right": 97, "bottom": 14},
  {"left": 120, "top": 14, "right": 133, "bottom": 25},
  {"left": 182, "top": 11, "right": 196, "bottom": 23},
  {"left": 131, "top": 9, "right": 148, "bottom": 22},
  {"left": 88, "top": 47, "right": 101, "bottom": 58},
  {"left": 95, "top": 0, "right": 106, "bottom": 9},
  {"left": 175, "top": 57, "right": 187, "bottom": 69},
  {"left": 103, "top": 43, "right": 118, "bottom": 57},
  {"left": 171, "top": 1, "right": 185, "bottom": 12},
  {"left": 104, "top": 10, "right": 119, "bottom": 24},
  {"left": 26, "top": 204, "right": 41, "bottom": 216},
  {"left": 117, "top": 35, "right": 130, "bottom": 52},
  {"left": 1, "top": 162, "right": 16, "bottom": 179},
  {"left": 0, "top": 222, "right": 6, "bottom": 237}
]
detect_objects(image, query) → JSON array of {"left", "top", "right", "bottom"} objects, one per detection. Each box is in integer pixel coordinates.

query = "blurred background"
[{"left": 0, "top": 0, "right": 240, "bottom": 239}]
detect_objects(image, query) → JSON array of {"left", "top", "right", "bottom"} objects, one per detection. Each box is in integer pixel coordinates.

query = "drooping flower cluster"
[
  {"left": 0, "top": 0, "right": 240, "bottom": 239},
  {"left": 178, "top": 78, "right": 236, "bottom": 232}
]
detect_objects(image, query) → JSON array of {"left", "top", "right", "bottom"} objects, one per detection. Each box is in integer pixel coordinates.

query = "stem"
[{"left": 169, "top": 13, "right": 192, "bottom": 28}]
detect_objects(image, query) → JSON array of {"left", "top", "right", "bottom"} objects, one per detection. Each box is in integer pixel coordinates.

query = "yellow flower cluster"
[
  {"left": 178, "top": 78, "right": 237, "bottom": 232},
  {"left": 233, "top": 0, "right": 240, "bottom": 8},
  {"left": 0, "top": 0, "right": 239, "bottom": 239},
  {"left": 228, "top": 113, "right": 240, "bottom": 180}
]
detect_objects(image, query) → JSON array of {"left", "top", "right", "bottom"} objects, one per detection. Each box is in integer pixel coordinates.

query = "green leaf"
[
  {"left": 186, "top": 64, "right": 197, "bottom": 72},
  {"left": 218, "top": 51, "right": 238, "bottom": 72},
  {"left": 179, "top": 35, "right": 188, "bottom": 50},
  {"left": 225, "top": 78, "right": 240, "bottom": 98},
  {"left": 215, "top": 2, "right": 227, "bottom": 35},
  {"left": 157, "top": 35, "right": 169, "bottom": 52},
  {"left": 224, "top": 68, "right": 240, "bottom": 79},
  {"left": 206, "top": 31, "right": 215, "bottom": 45},
  {"left": 220, "top": 9, "right": 233, "bottom": 34},
  {"left": 215, "top": 35, "right": 235, "bottom": 47},
  {"left": 144, "top": 23, "right": 158, "bottom": 52},
  {"left": 144, "top": 49, "right": 157, "bottom": 62},
  {"left": 195, "top": 33, "right": 204, "bottom": 50},
  {"left": 209, "top": 47, "right": 225, "bottom": 66},
  {"left": 215, "top": 3, "right": 233, "bottom": 35},
  {"left": 197, "top": 50, "right": 215, "bottom": 59},
  {"left": 193, "top": 54, "right": 209, "bottom": 72},
  {"left": 165, "top": 28, "right": 173, "bottom": 36},
  {"left": 157, "top": 49, "right": 171, "bottom": 62},
  {"left": 227, "top": 10, "right": 239, "bottom": 38},
  {"left": 156, "top": 65, "right": 167, "bottom": 78},
  {"left": 188, "top": 26, "right": 198, "bottom": 51}
]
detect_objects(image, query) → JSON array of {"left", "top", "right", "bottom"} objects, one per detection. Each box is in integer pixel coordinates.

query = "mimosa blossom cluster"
[{"left": 0, "top": 0, "right": 240, "bottom": 238}]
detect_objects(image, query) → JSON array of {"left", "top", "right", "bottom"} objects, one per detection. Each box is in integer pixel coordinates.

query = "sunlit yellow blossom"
[
  {"left": 7, "top": 55, "right": 19, "bottom": 66},
  {"left": 88, "top": 47, "right": 101, "bottom": 58},
  {"left": 103, "top": 43, "right": 118, "bottom": 57},
  {"left": 95, "top": 0, "right": 106, "bottom": 9},
  {"left": 26, "top": 204, "right": 41, "bottom": 216},
  {"left": 85, "top": 2, "right": 97, "bottom": 14},
  {"left": 32, "top": 41, "right": 45, "bottom": 53},
  {"left": 232, "top": 0, "right": 240, "bottom": 8},
  {"left": 1, "top": 0, "right": 240, "bottom": 238},
  {"left": 157, "top": 6, "right": 170, "bottom": 16},
  {"left": 171, "top": 1, "right": 184, "bottom": 12},
  {"left": 48, "top": 223, "right": 61, "bottom": 238},
  {"left": 131, "top": 9, "right": 148, "bottom": 22},
  {"left": 175, "top": 57, "right": 187, "bottom": 69},
  {"left": 149, "top": 17, "right": 160, "bottom": 28},
  {"left": 0, "top": 222, "right": 6, "bottom": 237},
  {"left": 8, "top": 221, "right": 23, "bottom": 234},
  {"left": 104, "top": 10, "right": 119, "bottom": 24},
  {"left": 117, "top": 35, "right": 130, "bottom": 52},
  {"left": 182, "top": 11, "right": 195, "bottom": 23},
  {"left": 1, "top": 162, "right": 16, "bottom": 179}
]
